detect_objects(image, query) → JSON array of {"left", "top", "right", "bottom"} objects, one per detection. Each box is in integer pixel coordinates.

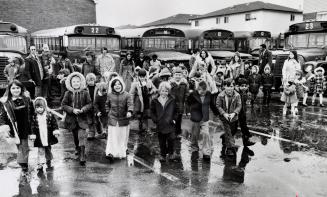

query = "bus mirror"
[{"left": 63, "top": 36, "right": 68, "bottom": 47}]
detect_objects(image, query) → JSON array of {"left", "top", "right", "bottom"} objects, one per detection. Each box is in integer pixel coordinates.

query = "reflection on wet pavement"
[{"left": 0, "top": 101, "right": 327, "bottom": 196}]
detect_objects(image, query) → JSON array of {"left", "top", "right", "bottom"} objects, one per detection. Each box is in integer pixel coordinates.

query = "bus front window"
[
  {"left": 142, "top": 38, "right": 187, "bottom": 50},
  {"left": 286, "top": 34, "right": 308, "bottom": 49},
  {"left": 203, "top": 39, "right": 234, "bottom": 50},
  {"left": 68, "top": 37, "right": 120, "bottom": 51},
  {"left": 249, "top": 38, "right": 271, "bottom": 50},
  {"left": 0, "top": 35, "right": 27, "bottom": 53}
]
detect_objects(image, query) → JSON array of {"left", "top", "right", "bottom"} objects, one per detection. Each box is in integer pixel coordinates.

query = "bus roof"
[
  {"left": 286, "top": 21, "right": 327, "bottom": 34},
  {"left": 31, "top": 24, "right": 118, "bottom": 37},
  {"left": 0, "top": 22, "right": 28, "bottom": 34},
  {"left": 118, "top": 27, "right": 187, "bottom": 38},
  {"left": 184, "top": 28, "right": 234, "bottom": 39},
  {"left": 234, "top": 31, "right": 271, "bottom": 38}
]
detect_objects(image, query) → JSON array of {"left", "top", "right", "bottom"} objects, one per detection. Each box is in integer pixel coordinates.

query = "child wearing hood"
[
  {"left": 85, "top": 73, "right": 97, "bottom": 140},
  {"left": 94, "top": 82, "right": 109, "bottom": 139},
  {"left": 302, "top": 65, "right": 315, "bottom": 106},
  {"left": 281, "top": 80, "right": 297, "bottom": 116},
  {"left": 248, "top": 65, "right": 262, "bottom": 106},
  {"left": 312, "top": 67, "right": 326, "bottom": 106},
  {"left": 30, "top": 97, "right": 59, "bottom": 171},
  {"left": 61, "top": 72, "right": 92, "bottom": 166},
  {"left": 261, "top": 65, "right": 274, "bottom": 106},
  {"left": 105, "top": 77, "right": 133, "bottom": 161}
]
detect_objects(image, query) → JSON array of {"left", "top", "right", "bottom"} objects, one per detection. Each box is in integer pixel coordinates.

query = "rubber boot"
[
  {"left": 303, "top": 93, "right": 308, "bottom": 106},
  {"left": 79, "top": 146, "right": 86, "bottom": 166},
  {"left": 283, "top": 105, "right": 287, "bottom": 116},
  {"left": 319, "top": 94, "right": 324, "bottom": 107}
]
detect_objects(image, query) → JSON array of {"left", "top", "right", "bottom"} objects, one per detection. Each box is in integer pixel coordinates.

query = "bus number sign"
[
  {"left": 305, "top": 23, "right": 314, "bottom": 30},
  {"left": 91, "top": 27, "right": 99, "bottom": 34},
  {"left": 82, "top": 26, "right": 106, "bottom": 35}
]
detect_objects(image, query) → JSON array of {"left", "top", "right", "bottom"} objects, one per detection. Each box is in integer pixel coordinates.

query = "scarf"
[{"left": 37, "top": 113, "right": 48, "bottom": 146}]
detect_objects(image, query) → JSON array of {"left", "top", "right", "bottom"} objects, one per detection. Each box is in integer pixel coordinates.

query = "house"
[
  {"left": 139, "top": 14, "right": 200, "bottom": 29},
  {"left": 189, "top": 1, "right": 302, "bottom": 37}
]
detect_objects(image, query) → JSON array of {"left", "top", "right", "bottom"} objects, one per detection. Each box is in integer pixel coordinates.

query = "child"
[
  {"left": 105, "top": 77, "right": 133, "bottom": 161},
  {"left": 94, "top": 82, "right": 109, "bottom": 139},
  {"left": 281, "top": 80, "right": 297, "bottom": 116},
  {"left": 0, "top": 80, "right": 34, "bottom": 175},
  {"left": 30, "top": 97, "right": 59, "bottom": 171},
  {"left": 216, "top": 79, "right": 242, "bottom": 156},
  {"left": 81, "top": 52, "right": 99, "bottom": 78},
  {"left": 130, "top": 68, "right": 156, "bottom": 134},
  {"left": 187, "top": 81, "right": 218, "bottom": 161},
  {"left": 248, "top": 65, "right": 262, "bottom": 106},
  {"left": 61, "top": 72, "right": 92, "bottom": 166},
  {"left": 235, "top": 78, "right": 255, "bottom": 146},
  {"left": 261, "top": 65, "right": 274, "bottom": 106},
  {"left": 151, "top": 82, "right": 177, "bottom": 162},
  {"left": 302, "top": 65, "right": 315, "bottom": 106},
  {"left": 57, "top": 68, "right": 70, "bottom": 101},
  {"left": 169, "top": 67, "right": 189, "bottom": 137},
  {"left": 312, "top": 67, "right": 326, "bottom": 106},
  {"left": 4, "top": 57, "right": 20, "bottom": 83},
  {"left": 85, "top": 73, "right": 97, "bottom": 140},
  {"left": 213, "top": 70, "right": 225, "bottom": 94},
  {"left": 294, "top": 70, "right": 306, "bottom": 114}
]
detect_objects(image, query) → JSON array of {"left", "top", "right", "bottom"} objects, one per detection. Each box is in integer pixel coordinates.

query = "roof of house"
[
  {"left": 140, "top": 14, "right": 200, "bottom": 27},
  {"left": 190, "top": 1, "right": 302, "bottom": 20}
]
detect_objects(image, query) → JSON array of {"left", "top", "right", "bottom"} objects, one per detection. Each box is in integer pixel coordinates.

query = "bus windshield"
[
  {"left": 68, "top": 36, "right": 120, "bottom": 51},
  {"left": 0, "top": 35, "right": 27, "bottom": 53},
  {"left": 142, "top": 37, "right": 187, "bottom": 50},
  {"left": 285, "top": 33, "right": 327, "bottom": 49},
  {"left": 203, "top": 39, "right": 234, "bottom": 50},
  {"left": 249, "top": 38, "right": 271, "bottom": 50}
]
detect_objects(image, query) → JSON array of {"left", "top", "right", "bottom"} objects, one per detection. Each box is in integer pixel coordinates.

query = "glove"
[{"left": 29, "top": 134, "right": 36, "bottom": 141}]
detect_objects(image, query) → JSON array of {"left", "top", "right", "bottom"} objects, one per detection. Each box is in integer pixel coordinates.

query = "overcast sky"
[{"left": 96, "top": 0, "right": 303, "bottom": 27}]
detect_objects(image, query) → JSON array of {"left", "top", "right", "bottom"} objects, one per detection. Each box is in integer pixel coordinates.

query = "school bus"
[
  {"left": 186, "top": 29, "right": 252, "bottom": 63},
  {"left": 31, "top": 24, "right": 121, "bottom": 66},
  {"left": 0, "top": 22, "right": 29, "bottom": 89}
]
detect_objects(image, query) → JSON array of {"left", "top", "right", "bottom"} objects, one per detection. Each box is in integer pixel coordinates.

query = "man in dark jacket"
[
  {"left": 258, "top": 44, "right": 272, "bottom": 74},
  {"left": 187, "top": 81, "right": 218, "bottom": 161},
  {"left": 24, "top": 45, "right": 45, "bottom": 98}
]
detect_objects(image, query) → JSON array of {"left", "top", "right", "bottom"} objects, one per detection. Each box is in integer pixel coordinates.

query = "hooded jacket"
[
  {"left": 61, "top": 72, "right": 92, "bottom": 130},
  {"left": 216, "top": 90, "right": 242, "bottom": 122},
  {"left": 261, "top": 66, "right": 274, "bottom": 88},
  {"left": 106, "top": 77, "right": 134, "bottom": 126},
  {"left": 170, "top": 77, "right": 189, "bottom": 114},
  {"left": 31, "top": 97, "right": 58, "bottom": 147}
]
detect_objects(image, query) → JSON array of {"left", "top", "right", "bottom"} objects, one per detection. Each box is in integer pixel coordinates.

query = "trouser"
[
  {"left": 137, "top": 112, "right": 149, "bottom": 132},
  {"left": 60, "top": 82, "right": 67, "bottom": 101},
  {"left": 238, "top": 110, "right": 251, "bottom": 139},
  {"left": 262, "top": 87, "right": 272, "bottom": 104},
  {"left": 37, "top": 146, "right": 53, "bottom": 164},
  {"left": 17, "top": 139, "right": 29, "bottom": 169},
  {"left": 190, "top": 121, "right": 213, "bottom": 156},
  {"left": 71, "top": 126, "right": 87, "bottom": 148},
  {"left": 158, "top": 132, "right": 175, "bottom": 157},
  {"left": 35, "top": 86, "right": 42, "bottom": 97},
  {"left": 312, "top": 93, "right": 324, "bottom": 104},
  {"left": 221, "top": 118, "right": 237, "bottom": 148},
  {"left": 42, "top": 78, "right": 50, "bottom": 99},
  {"left": 250, "top": 92, "right": 258, "bottom": 105},
  {"left": 175, "top": 114, "right": 183, "bottom": 136}
]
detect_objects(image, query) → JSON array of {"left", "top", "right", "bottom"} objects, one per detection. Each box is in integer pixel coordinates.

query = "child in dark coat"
[
  {"left": 151, "top": 81, "right": 178, "bottom": 162},
  {"left": 30, "top": 97, "right": 59, "bottom": 171},
  {"left": 261, "top": 65, "right": 274, "bottom": 106},
  {"left": 248, "top": 65, "right": 262, "bottom": 106},
  {"left": 86, "top": 73, "right": 97, "bottom": 140},
  {"left": 61, "top": 72, "right": 92, "bottom": 166},
  {"left": 312, "top": 67, "right": 326, "bottom": 106},
  {"left": 187, "top": 81, "right": 218, "bottom": 161},
  {"left": 94, "top": 82, "right": 108, "bottom": 139}
]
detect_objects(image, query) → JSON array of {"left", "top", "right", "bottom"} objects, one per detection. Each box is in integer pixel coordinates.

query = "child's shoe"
[
  {"left": 46, "top": 161, "right": 53, "bottom": 171},
  {"left": 36, "top": 164, "right": 43, "bottom": 172},
  {"left": 320, "top": 103, "right": 325, "bottom": 107}
]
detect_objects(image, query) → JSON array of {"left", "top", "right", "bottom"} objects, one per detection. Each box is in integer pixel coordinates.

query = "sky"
[{"left": 96, "top": 0, "right": 303, "bottom": 27}]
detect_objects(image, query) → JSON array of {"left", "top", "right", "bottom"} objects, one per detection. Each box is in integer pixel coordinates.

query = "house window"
[
  {"left": 245, "top": 14, "right": 251, "bottom": 21},
  {"left": 216, "top": 17, "right": 221, "bottom": 24},
  {"left": 224, "top": 16, "right": 229, "bottom": 23},
  {"left": 290, "top": 14, "right": 295, "bottom": 21},
  {"left": 195, "top": 20, "right": 199, "bottom": 27}
]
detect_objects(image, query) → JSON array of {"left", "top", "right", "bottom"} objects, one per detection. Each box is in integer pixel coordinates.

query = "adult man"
[
  {"left": 258, "top": 44, "right": 272, "bottom": 74},
  {"left": 135, "top": 52, "right": 145, "bottom": 68},
  {"left": 95, "top": 47, "right": 115, "bottom": 76},
  {"left": 24, "top": 45, "right": 44, "bottom": 98},
  {"left": 40, "top": 44, "right": 56, "bottom": 99}
]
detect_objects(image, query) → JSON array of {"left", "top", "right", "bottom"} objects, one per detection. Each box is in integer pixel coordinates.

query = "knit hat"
[
  {"left": 314, "top": 67, "right": 325, "bottom": 75},
  {"left": 138, "top": 68, "right": 147, "bottom": 77},
  {"left": 159, "top": 67, "right": 171, "bottom": 77}
]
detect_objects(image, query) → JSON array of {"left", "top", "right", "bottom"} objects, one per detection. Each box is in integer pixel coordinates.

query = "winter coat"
[
  {"left": 24, "top": 54, "right": 45, "bottom": 86},
  {"left": 0, "top": 96, "right": 33, "bottom": 143},
  {"left": 170, "top": 78, "right": 189, "bottom": 114},
  {"left": 281, "top": 84, "right": 297, "bottom": 104},
  {"left": 31, "top": 112, "right": 58, "bottom": 147},
  {"left": 130, "top": 79, "right": 156, "bottom": 113},
  {"left": 261, "top": 73, "right": 274, "bottom": 89},
  {"left": 119, "top": 58, "right": 135, "bottom": 92},
  {"left": 235, "top": 87, "right": 248, "bottom": 112},
  {"left": 82, "top": 62, "right": 99, "bottom": 78},
  {"left": 304, "top": 72, "right": 315, "bottom": 93},
  {"left": 294, "top": 78, "right": 306, "bottom": 98},
  {"left": 314, "top": 74, "right": 326, "bottom": 94},
  {"left": 187, "top": 91, "right": 215, "bottom": 122},
  {"left": 216, "top": 90, "right": 242, "bottom": 122},
  {"left": 150, "top": 95, "right": 177, "bottom": 134},
  {"left": 61, "top": 72, "right": 92, "bottom": 130},
  {"left": 189, "top": 55, "right": 216, "bottom": 77},
  {"left": 248, "top": 73, "right": 262, "bottom": 94},
  {"left": 229, "top": 62, "right": 244, "bottom": 80},
  {"left": 105, "top": 77, "right": 134, "bottom": 126},
  {"left": 95, "top": 54, "right": 116, "bottom": 76},
  {"left": 55, "top": 58, "right": 73, "bottom": 75},
  {"left": 258, "top": 49, "right": 272, "bottom": 74},
  {"left": 282, "top": 59, "right": 301, "bottom": 84}
]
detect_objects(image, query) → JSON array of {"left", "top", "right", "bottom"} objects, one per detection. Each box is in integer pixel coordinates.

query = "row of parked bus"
[{"left": 1, "top": 21, "right": 327, "bottom": 91}]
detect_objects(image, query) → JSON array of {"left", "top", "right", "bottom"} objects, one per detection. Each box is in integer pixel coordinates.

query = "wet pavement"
[{"left": 1, "top": 100, "right": 327, "bottom": 197}]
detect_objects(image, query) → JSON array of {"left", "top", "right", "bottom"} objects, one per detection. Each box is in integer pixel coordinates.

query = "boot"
[
  {"left": 46, "top": 160, "right": 53, "bottom": 171},
  {"left": 79, "top": 146, "right": 86, "bottom": 166},
  {"left": 282, "top": 106, "right": 287, "bottom": 116}
]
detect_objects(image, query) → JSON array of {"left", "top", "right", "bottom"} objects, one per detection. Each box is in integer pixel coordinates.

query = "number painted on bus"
[
  {"left": 305, "top": 23, "right": 313, "bottom": 30},
  {"left": 91, "top": 27, "right": 99, "bottom": 34}
]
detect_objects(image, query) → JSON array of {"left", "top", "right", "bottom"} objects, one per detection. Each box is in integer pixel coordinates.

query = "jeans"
[{"left": 190, "top": 121, "right": 213, "bottom": 156}]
